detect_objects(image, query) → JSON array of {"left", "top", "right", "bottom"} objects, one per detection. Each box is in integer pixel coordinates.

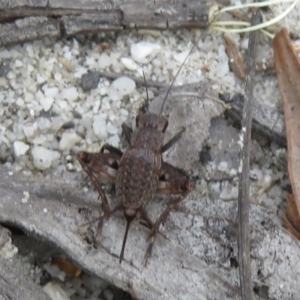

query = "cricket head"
[{"left": 136, "top": 112, "right": 168, "bottom": 132}]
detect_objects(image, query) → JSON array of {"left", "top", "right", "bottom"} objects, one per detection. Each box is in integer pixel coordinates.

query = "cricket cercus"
[{"left": 77, "top": 66, "right": 195, "bottom": 266}]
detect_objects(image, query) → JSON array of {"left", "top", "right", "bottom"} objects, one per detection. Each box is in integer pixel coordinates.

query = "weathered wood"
[
  {"left": 0, "top": 97, "right": 299, "bottom": 300},
  {"left": 0, "top": 0, "right": 211, "bottom": 46},
  {"left": 0, "top": 251, "right": 51, "bottom": 300}
]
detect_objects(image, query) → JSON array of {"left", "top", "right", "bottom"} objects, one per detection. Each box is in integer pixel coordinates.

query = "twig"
[{"left": 237, "top": 9, "right": 261, "bottom": 300}]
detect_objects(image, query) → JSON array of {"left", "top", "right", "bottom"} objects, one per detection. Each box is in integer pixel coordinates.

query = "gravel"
[{"left": 0, "top": 2, "right": 300, "bottom": 299}]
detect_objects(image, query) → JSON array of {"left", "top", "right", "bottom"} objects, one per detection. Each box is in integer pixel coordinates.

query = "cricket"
[{"left": 77, "top": 42, "right": 197, "bottom": 265}]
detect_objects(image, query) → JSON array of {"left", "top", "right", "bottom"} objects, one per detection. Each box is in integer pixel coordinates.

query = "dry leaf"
[
  {"left": 281, "top": 194, "right": 300, "bottom": 239},
  {"left": 273, "top": 27, "right": 300, "bottom": 235},
  {"left": 224, "top": 35, "right": 246, "bottom": 79}
]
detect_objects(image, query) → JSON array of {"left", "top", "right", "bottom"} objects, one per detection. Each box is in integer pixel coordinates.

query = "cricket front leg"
[{"left": 144, "top": 162, "right": 194, "bottom": 265}]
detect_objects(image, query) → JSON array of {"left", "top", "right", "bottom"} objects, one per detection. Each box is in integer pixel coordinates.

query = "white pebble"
[
  {"left": 108, "top": 87, "right": 122, "bottom": 101},
  {"left": 27, "top": 64, "right": 34, "bottom": 73},
  {"left": 218, "top": 45, "right": 228, "bottom": 61},
  {"left": 31, "top": 146, "right": 61, "bottom": 170},
  {"left": 218, "top": 161, "right": 228, "bottom": 172},
  {"left": 23, "top": 123, "right": 36, "bottom": 138},
  {"left": 121, "top": 57, "right": 138, "bottom": 70},
  {"left": 0, "top": 49, "right": 12, "bottom": 59},
  {"left": 54, "top": 73, "right": 62, "bottom": 81},
  {"left": 61, "top": 87, "right": 78, "bottom": 102},
  {"left": 24, "top": 92, "right": 34, "bottom": 102},
  {"left": 40, "top": 97, "right": 54, "bottom": 112},
  {"left": 111, "top": 76, "right": 136, "bottom": 96},
  {"left": 93, "top": 116, "right": 107, "bottom": 140},
  {"left": 16, "top": 98, "right": 25, "bottom": 107},
  {"left": 36, "top": 74, "right": 45, "bottom": 84},
  {"left": 43, "top": 282, "right": 69, "bottom": 300},
  {"left": 21, "top": 191, "right": 30, "bottom": 203},
  {"left": 15, "top": 60, "right": 23, "bottom": 67},
  {"left": 36, "top": 117, "right": 52, "bottom": 132},
  {"left": 14, "top": 141, "right": 29, "bottom": 156},
  {"left": 131, "top": 41, "right": 161, "bottom": 63},
  {"left": 119, "top": 108, "right": 129, "bottom": 116},
  {"left": 44, "top": 87, "right": 59, "bottom": 98},
  {"left": 174, "top": 50, "right": 189, "bottom": 64},
  {"left": 59, "top": 132, "right": 81, "bottom": 150},
  {"left": 98, "top": 52, "right": 112, "bottom": 69},
  {"left": 106, "top": 134, "right": 120, "bottom": 147},
  {"left": 106, "top": 122, "right": 118, "bottom": 134},
  {"left": 99, "top": 86, "right": 108, "bottom": 96}
]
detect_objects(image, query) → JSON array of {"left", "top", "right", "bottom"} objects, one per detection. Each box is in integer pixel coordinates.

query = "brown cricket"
[{"left": 77, "top": 52, "right": 195, "bottom": 265}]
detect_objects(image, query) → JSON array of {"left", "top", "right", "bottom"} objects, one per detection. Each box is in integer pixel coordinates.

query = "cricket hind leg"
[
  {"left": 77, "top": 146, "right": 123, "bottom": 235},
  {"left": 144, "top": 162, "right": 194, "bottom": 265}
]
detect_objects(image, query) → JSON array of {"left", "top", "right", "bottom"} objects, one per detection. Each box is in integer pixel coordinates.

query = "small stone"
[
  {"left": 66, "top": 155, "right": 73, "bottom": 162},
  {"left": 0, "top": 50, "right": 12, "bottom": 59},
  {"left": 93, "top": 116, "right": 107, "bottom": 140},
  {"left": 59, "top": 132, "right": 81, "bottom": 150},
  {"left": 66, "top": 162, "right": 75, "bottom": 171},
  {"left": 0, "top": 60, "right": 10, "bottom": 76},
  {"left": 15, "top": 60, "right": 23, "bottom": 68},
  {"left": 61, "top": 87, "right": 79, "bottom": 102},
  {"left": 111, "top": 76, "right": 136, "bottom": 97},
  {"left": 81, "top": 71, "right": 101, "bottom": 91},
  {"left": 98, "top": 52, "right": 112, "bottom": 69},
  {"left": 108, "top": 87, "right": 122, "bottom": 101},
  {"left": 13, "top": 141, "right": 29, "bottom": 156},
  {"left": 24, "top": 92, "right": 34, "bottom": 102},
  {"left": 121, "top": 57, "right": 138, "bottom": 70},
  {"left": 218, "top": 161, "right": 228, "bottom": 172},
  {"left": 21, "top": 191, "right": 30, "bottom": 203},
  {"left": 36, "top": 74, "right": 45, "bottom": 84},
  {"left": 106, "top": 134, "right": 120, "bottom": 147},
  {"left": 31, "top": 146, "right": 61, "bottom": 170},
  {"left": 43, "top": 282, "right": 69, "bottom": 300},
  {"left": 16, "top": 98, "right": 25, "bottom": 107},
  {"left": 36, "top": 117, "right": 52, "bottom": 133},
  {"left": 106, "top": 122, "right": 118, "bottom": 134},
  {"left": 131, "top": 41, "right": 161, "bottom": 63},
  {"left": 44, "top": 87, "right": 59, "bottom": 98},
  {"left": 174, "top": 50, "right": 189, "bottom": 64},
  {"left": 40, "top": 97, "right": 54, "bottom": 112},
  {"left": 54, "top": 73, "right": 62, "bottom": 81},
  {"left": 23, "top": 123, "right": 36, "bottom": 138}
]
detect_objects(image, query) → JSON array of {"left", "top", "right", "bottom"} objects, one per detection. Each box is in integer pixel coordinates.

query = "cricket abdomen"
[{"left": 116, "top": 148, "right": 161, "bottom": 215}]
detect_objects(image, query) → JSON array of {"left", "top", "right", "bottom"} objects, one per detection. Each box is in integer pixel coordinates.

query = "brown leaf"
[
  {"left": 224, "top": 35, "right": 246, "bottom": 79},
  {"left": 273, "top": 28, "right": 300, "bottom": 225},
  {"left": 281, "top": 194, "right": 300, "bottom": 239}
]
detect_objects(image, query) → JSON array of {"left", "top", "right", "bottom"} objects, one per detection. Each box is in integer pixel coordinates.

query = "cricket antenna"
[
  {"left": 140, "top": 71, "right": 149, "bottom": 113},
  {"left": 159, "top": 32, "right": 206, "bottom": 115},
  {"left": 119, "top": 214, "right": 135, "bottom": 263}
]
